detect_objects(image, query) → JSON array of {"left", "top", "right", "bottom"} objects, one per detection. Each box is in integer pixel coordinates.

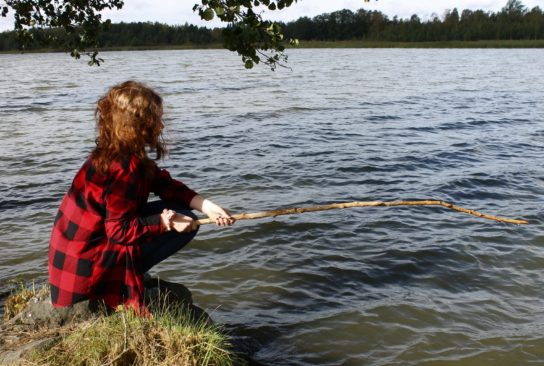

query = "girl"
[{"left": 48, "top": 80, "right": 234, "bottom": 310}]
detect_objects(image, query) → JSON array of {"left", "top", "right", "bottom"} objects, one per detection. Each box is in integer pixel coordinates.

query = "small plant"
[{"left": 3, "top": 281, "right": 49, "bottom": 321}]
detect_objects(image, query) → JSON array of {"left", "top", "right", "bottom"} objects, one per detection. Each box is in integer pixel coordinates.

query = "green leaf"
[
  {"left": 202, "top": 8, "right": 215, "bottom": 21},
  {"left": 244, "top": 59, "right": 254, "bottom": 69},
  {"left": 214, "top": 7, "right": 224, "bottom": 16},
  {"left": 268, "top": 3, "right": 276, "bottom": 10}
]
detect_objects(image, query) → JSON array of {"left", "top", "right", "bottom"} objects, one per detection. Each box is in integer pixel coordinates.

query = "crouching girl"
[{"left": 49, "top": 80, "right": 234, "bottom": 310}]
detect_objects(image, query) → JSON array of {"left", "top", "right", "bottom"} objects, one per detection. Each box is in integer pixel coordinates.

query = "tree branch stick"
[{"left": 195, "top": 200, "right": 528, "bottom": 226}]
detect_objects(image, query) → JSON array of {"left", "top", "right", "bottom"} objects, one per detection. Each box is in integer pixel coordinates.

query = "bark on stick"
[{"left": 196, "top": 200, "right": 528, "bottom": 226}]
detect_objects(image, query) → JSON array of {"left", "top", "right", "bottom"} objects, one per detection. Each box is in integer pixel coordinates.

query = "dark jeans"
[{"left": 140, "top": 200, "right": 199, "bottom": 273}]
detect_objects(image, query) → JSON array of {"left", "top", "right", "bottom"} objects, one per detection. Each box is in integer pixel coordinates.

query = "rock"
[
  {"left": 144, "top": 277, "right": 212, "bottom": 324},
  {"left": 144, "top": 276, "right": 194, "bottom": 306},
  {"left": 0, "top": 292, "right": 101, "bottom": 365},
  {"left": 0, "top": 337, "right": 58, "bottom": 365},
  {"left": 5, "top": 297, "right": 100, "bottom": 330}
]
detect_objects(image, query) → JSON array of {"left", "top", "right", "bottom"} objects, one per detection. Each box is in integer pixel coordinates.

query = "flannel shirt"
[{"left": 48, "top": 155, "right": 198, "bottom": 309}]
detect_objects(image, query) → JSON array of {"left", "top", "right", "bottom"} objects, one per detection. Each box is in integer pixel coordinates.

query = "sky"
[{"left": 1, "top": 0, "right": 543, "bottom": 31}]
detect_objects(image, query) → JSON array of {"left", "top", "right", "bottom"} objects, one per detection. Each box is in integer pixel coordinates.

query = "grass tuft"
[{"left": 26, "top": 295, "right": 242, "bottom": 366}]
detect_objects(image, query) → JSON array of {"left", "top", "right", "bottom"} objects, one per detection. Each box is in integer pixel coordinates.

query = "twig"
[
  {"left": 121, "top": 311, "right": 128, "bottom": 352},
  {"left": 196, "top": 200, "right": 528, "bottom": 226},
  {"left": 101, "top": 349, "right": 130, "bottom": 366},
  {"left": 99, "top": 312, "right": 129, "bottom": 366}
]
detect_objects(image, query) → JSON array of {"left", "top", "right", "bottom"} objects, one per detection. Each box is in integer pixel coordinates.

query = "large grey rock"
[
  {"left": 5, "top": 297, "right": 100, "bottom": 330},
  {"left": 144, "top": 277, "right": 212, "bottom": 324},
  {"left": 0, "top": 337, "right": 57, "bottom": 365}
]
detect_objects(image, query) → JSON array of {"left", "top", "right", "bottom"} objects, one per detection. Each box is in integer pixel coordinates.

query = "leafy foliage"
[
  {"left": 192, "top": 0, "right": 301, "bottom": 70},
  {"left": 503, "top": 0, "right": 527, "bottom": 14},
  {"left": 1, "top": 0, "right": 304, "bottom": 69},
  {"left": 1, "top": 0, "right": 124, "bottom": 65},
  {"left": 192, "top": 0, "right": 374, "bottom": 69}
]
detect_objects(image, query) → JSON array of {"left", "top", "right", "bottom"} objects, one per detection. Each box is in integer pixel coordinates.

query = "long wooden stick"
[{"left": 196, "top": 200, "right": 528, "bottom": 225}]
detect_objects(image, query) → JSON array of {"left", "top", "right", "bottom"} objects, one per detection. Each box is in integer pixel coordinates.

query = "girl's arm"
[
  {"left": 151, "top": 166, "right": 198, "bottom": 210},
  {"left": 162, "top": 195, "right": 235, "bottom": 232},
  {"left": 189, "top": 195, "right": 235, "bottom": 226},
  {"left": 151, "top": 166, "right": 234, "bottom": 230}
]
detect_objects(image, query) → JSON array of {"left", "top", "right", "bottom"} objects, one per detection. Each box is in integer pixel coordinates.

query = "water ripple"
[{"left": 1, "top": 49, "right": 543, "bottom": 366}]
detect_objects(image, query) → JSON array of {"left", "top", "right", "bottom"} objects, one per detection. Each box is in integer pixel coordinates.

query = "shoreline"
[
  {"left": 1, "top": 39, "right": 544, "bottom": 55},
  {"left": 1, "top": 278, "right": 260, "bottom": 365}
]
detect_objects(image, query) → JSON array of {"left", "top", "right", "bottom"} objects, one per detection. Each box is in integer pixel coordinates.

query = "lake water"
[{"left": 0, "top": 48, "right": 543, "bottom": 365}]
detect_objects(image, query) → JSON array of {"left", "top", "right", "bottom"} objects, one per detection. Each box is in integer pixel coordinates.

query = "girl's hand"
[
  {"left": 170, "top": 212, "right": 198, "bottom": 232},
  {"left": 206, "top": 206, "right": 236, "bottom": 226},
  {"left": 189, "top": 195, "right": 236, "bottom": 227}
]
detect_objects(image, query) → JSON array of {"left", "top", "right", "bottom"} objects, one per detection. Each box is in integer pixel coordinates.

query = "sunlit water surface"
[{"left": 1, "top": 49, "right": 543, "bottom": 365}]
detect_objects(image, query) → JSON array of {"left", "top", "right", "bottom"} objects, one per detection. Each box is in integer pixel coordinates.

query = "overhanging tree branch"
[
  {"left": 1, "top": 0, "right": 376, "bottom": 68},
  {"left": 2, "top": 0, "right": 124, "bottom": 65},
  {"left": 193, "top": 0, "right": 300, "bottom": 70}
]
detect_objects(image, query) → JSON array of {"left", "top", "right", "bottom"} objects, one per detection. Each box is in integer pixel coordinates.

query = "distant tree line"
[
  {"left": 282, "top": 1, "right": 544, "bottom": 42},
  {"left": 1, "top": 0, "right": 542, "bottom": 52},
  {"left": 0, "top": 22, "right": 217, "bottom": 51}
]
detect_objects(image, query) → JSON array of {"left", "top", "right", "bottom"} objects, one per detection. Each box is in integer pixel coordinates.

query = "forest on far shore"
[{"left": 1, "top": 0, "right": 543, "bottom": 51}]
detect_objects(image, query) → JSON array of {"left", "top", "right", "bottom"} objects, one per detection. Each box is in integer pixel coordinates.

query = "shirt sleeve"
[
  {"left": 150, "top": 166, "right": 198, "bottom": 210},
  {"left": 104, "top": 159, "right": 163, "bottom": 245}
]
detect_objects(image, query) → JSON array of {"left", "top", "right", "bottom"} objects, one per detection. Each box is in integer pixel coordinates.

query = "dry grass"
[
  {"left": 3, "top": 283, "right": 241, "bottom": 366},
  {"left": 3, "top": 282, "right": 49, "bottom": 321},
  {"left": 23, "top": 301, "right": 241, "bottom": 366}
]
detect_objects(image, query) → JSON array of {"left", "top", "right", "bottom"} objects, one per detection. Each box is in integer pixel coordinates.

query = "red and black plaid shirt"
[{"left": 48, "top": 155, "right": 198, "bottom": 309}]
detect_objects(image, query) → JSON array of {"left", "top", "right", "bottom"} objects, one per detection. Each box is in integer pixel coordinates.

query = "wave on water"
[{"left": 1, "top": 49, "right": 543, "bottom": 366}]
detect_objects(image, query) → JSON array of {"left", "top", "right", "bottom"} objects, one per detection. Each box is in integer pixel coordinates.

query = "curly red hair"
[{"left": 92, "top": 81, "right": 166, "bottom": 177}]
